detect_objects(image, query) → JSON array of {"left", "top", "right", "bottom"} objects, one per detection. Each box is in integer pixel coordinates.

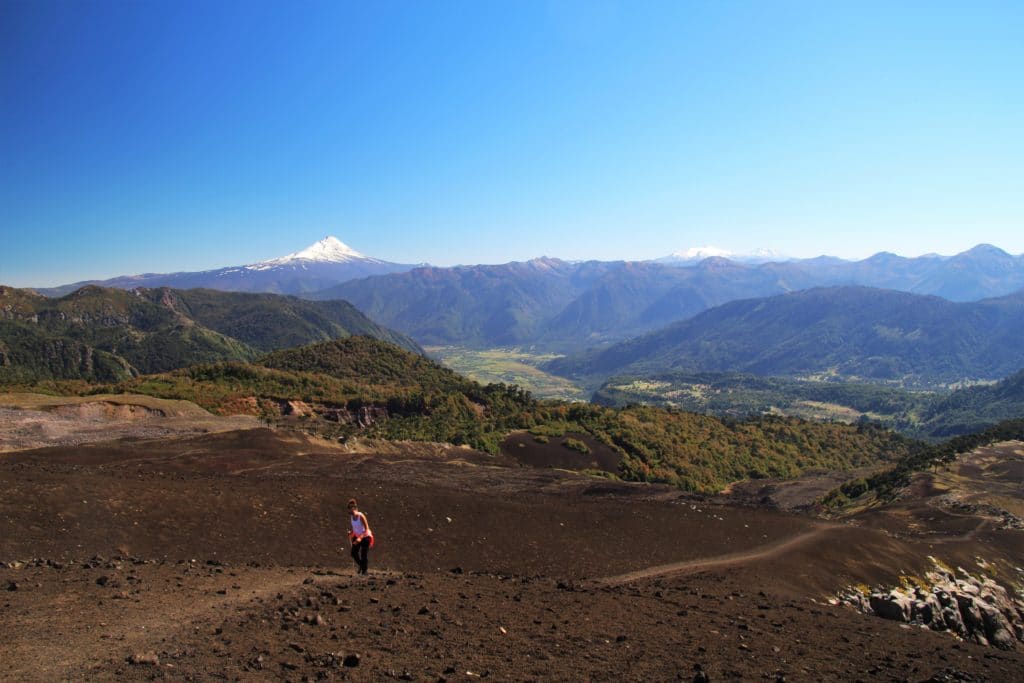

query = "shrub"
[{"left": 563, "top": 437, "right": 590, "bottom": 454}]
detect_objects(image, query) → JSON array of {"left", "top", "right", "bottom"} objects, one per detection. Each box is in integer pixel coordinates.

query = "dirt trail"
[{"left": 596, "top": 524, "right": 833, "bottom": 586}]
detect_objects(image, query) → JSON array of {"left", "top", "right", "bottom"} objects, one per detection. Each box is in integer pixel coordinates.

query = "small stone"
[
  {"left": 6, "top": 581, "right": 17, "bottom": 592},
  {"left": 343, "top": 653, "right": 361, "bottom": 667},
  {"left": 128, "top": 652, "right": 159, "bottom": 666},
  {"left": 96, "top": 576, "right": 110, "bottom": 587}
]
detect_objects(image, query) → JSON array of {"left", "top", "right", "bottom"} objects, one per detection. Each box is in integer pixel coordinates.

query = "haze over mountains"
[
  {"left": 323, "top": 243, "right": 1024, "bottom": 351},
  {"left": 21, "top": 238, "right": 1024, "bottom": 364}
]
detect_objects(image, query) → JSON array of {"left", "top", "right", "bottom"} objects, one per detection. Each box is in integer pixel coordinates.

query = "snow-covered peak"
[
  {"left": 657, "top": 245, "right": 786, "bottom": 264},
  {"left": 670, "top": 245, "right": 733, "bottom": 261},
  {"left": 276, "top": 236, "right": 366, "bottom": 262},
  {"left": 251, "top": 236, "right": 379, "bottom": 269}
]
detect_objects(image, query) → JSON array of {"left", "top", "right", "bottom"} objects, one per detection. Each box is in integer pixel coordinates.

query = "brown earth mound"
[{"left": 1, "top": 429, "right": 1022, "bottom": 681}]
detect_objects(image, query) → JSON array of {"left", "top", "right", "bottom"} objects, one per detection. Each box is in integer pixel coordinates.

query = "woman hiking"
[{"left": 347, "top": 498, "right": 374, "bottom": 575}]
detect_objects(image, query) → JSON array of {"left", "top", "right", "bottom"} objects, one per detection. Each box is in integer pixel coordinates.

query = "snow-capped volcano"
[
  {"left": 256, "top": 236, "right": 379, "bottom": 267},
  {"left": 39, "top": 235, "right": 415, "bottom": 297}
]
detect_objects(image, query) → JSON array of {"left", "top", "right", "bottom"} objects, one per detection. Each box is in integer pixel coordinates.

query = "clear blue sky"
[{"left": 2, "top": 1, "right": 1022, "bottom": 287}]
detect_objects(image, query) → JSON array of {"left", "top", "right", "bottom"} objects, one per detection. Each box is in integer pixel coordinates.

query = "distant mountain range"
[
  {"left": 321, "top": 244, "right": 1024, "bottom": 351},
  {"left": 28, "top": 240, "right": 1024, "bottom": 353},
  {"left": 544, "top": 286, "right": 1024, "bottom": 388},
  {"left": 0, "top": 285, "right": 419, "bottom": 383},
  {"left": 37, "top": 237, "right": 416, "bottom": 297}
]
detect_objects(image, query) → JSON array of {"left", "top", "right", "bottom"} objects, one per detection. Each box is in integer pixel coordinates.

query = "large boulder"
[
  {"left": 978, "top": 602, "right": 1016, "bottom": 649},
  {"left": 870, "top": 590, "right": 913, "bottom": 622}
]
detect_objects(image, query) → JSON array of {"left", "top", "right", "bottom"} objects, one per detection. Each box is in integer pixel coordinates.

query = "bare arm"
[{"left": 358, "top": 512, "right": 372, "bottom": 537}]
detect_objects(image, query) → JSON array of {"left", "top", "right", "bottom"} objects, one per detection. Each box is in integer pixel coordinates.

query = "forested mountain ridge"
[
  {"left": 0, "top": 285, "right": 419, "bottom": 383},
  {"left": 314, "top": 257, "right": 814, "bottom": 349},
  {"left": 313, "top": 245, "right": 1024, "bottom": 351},
  {"left": 545, "top": 287, "right": 1024, "bottom": 388}
]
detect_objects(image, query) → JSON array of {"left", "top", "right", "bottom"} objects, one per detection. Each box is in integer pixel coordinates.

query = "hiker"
[{"left": 347, "top": 498, "right": 374, "bottom": 575}]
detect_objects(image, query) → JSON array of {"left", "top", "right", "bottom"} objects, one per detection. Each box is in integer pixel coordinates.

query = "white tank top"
[{"left": 351, "top": 513, "right": 367, "bottom": 536}]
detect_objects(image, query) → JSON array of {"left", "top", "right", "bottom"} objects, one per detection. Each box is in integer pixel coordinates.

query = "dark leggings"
[{"left": 351, "top": 537, "right": 370, "bottom": 574}]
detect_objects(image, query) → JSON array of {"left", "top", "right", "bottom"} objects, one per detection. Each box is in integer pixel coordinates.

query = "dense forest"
[{"left": 0, "top": 285, "right": 419, "bottom": 383}]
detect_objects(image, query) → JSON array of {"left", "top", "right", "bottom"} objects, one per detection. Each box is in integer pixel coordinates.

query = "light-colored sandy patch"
[{"left": 0, "top": 393, "right": 259, "bottom": 453}]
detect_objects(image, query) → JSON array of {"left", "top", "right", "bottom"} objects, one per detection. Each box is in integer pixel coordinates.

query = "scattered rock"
[
  {"left": 343, "top": 653, "right": 361, "bottom": 667},
  {"left": 127, "top": 652, "right": 159, "bottom": 666}
]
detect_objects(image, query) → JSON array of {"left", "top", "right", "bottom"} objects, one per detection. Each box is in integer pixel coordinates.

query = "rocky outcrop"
[
  {"left": 836, "top": 560, "right": 1024, "bottom": 649},
  {"left": 319, "top": 405, "right": 388, "bottom": 428},
  {"left": 281, "top": 400, "right": 314, "bottom": 418},
  {"left": 277, "top": 401, "right": 388, "bottom": 428}
]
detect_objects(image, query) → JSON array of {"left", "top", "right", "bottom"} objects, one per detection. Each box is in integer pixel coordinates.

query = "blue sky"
[{"left": 2, "top": 1, "right": 1022, "bottom": 287}]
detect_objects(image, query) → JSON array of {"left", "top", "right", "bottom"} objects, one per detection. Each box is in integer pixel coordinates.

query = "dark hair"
[{"left": 347, "top": 498, "right": 357, "bottom": 508}]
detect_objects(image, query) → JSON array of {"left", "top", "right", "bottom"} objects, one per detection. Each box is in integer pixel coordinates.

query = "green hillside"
[
  {"left": 0, "top": 285, "right": 420, "bottom": 383},
  {"left": 43, "top": 336, "right": 914, "bottom": 493},
  {"left": 914, "top": 369, "right": 1024, "bottom": 437},
  {"left": 0, "top": 320, "right": 134, "bottom": 383}
]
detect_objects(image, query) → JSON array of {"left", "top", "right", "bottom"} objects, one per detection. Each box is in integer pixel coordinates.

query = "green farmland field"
[{"left": 425, "top": 347, "right": 586, "bottom": 401}]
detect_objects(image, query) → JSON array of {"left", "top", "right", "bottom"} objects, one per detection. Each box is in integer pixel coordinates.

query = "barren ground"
[{"left": 1, "top": 399, "right": 1023, "bottom": 681}]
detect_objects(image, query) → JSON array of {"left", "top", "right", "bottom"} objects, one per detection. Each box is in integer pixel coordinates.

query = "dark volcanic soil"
[{"left": 2, "top": 429, "right": 1023, "bottom": 681}]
